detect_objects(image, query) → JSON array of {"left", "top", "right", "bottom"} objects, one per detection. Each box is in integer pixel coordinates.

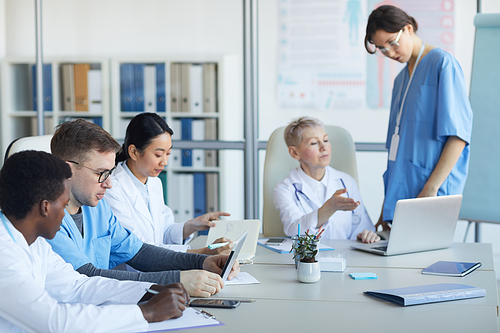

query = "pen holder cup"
[{"left": 291, "top": 235, "right": 319, "bottom": 269}]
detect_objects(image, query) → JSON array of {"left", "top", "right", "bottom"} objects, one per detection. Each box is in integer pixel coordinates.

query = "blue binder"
[
  {"left": 181, "top": 118, "right": 193, "bottom": 167},
  {"left": 134, "top": 63, "right": 145, "bottom": 112},
  {"left": 193, "top": 173, "right": 206, "bottom": 217},
  {"left": 156, "top": 63, "right": 166, "bottom": 112},
  {"left": 32, "top": 64, "right": 53, "bottom": 111},
  {"left": 92, "top": 117, "right": 103, "bottom": 128},
  {"left": 194, "top": 172, "right": 207, "bottom": 234},
  {"left": 120, "top": 64, "right": 135, "bottom": 111}
]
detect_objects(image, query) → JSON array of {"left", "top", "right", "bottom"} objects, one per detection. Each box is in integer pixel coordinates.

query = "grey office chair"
[
  {"left": 262, "top": 125, "right": 358, "bottom": 237},
  {"left": 4, "top": 135, "right": 53, "bottom": 163}
]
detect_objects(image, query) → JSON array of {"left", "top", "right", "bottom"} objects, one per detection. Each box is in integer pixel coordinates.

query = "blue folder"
[
  {"left": 156, "top": 63, "right": 166, "bottom": 112},
  {"left": 120, "top": 64, "right": 135, "bottom": 111},
  {"left": 32, "top": 64, "right": 53, "bottom": 111}
]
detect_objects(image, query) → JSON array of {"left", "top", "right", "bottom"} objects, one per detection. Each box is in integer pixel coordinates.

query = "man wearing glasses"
[{"left": 47, "top": 119, "right": 239, "bottom": 298}]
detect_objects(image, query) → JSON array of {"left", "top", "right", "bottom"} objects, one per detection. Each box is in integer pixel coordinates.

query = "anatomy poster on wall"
[{"left": 277, "top": 0, "right": 455, "bottom": 111}]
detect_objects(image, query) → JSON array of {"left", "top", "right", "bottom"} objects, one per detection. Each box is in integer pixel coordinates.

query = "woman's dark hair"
[
  {"left": 0, "top": 151, "right": 72, "bottom": 220},
  {"left": 364, "top": 5, "right": 418, "bottom": 54},
  {"left": 116, "top": 112, "right": 173, "bottom": 164}
]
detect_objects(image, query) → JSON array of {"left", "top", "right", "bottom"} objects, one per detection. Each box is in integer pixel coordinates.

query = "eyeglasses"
[
  {"left": 68, "top": 161, "right": 115, "bottom": 183},
  {"left": 375, "top": 29, "right": 403, "bottom": 56}
]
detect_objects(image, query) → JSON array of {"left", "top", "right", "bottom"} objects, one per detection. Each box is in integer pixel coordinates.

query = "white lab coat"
[
  {"left": 105, "top": 162, "right": 192, "bottom": 247},
  {"left": 0, "top": 216, "right": 151, "bottom": 333},
  {"left": 274, "top": 166, "right": 374, "bottom": 239}
]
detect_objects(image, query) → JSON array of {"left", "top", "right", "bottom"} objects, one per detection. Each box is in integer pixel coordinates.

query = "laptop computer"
[
  {"left": 350, "top": 195, "right": 462, "bottom": 256},
  {"left": 205, "top": 220, "right": 261, "bottom": 261}
]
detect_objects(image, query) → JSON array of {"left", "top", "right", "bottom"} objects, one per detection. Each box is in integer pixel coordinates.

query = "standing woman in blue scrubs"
[{"left": 364, "top": 5, "right": 473, "bottom": 229}]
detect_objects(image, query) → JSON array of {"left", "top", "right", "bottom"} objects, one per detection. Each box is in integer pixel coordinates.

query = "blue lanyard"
[{"left": 0, "top": 211, "right": 17, "bottom": 243}]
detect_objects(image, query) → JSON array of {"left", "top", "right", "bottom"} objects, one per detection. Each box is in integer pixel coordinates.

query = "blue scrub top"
[
  {"left": 47, "top": 199, "right": 144, "bottom": 270},
  {"left": 383, "top": 48, "right": 473, "bottom": 221}
]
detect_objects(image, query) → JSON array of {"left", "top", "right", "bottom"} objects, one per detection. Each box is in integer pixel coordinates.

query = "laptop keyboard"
[{"left": 372, "top": 246, "right": 388, "bottom": 251}]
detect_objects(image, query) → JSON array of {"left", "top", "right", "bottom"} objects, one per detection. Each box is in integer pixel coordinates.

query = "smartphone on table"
[
  {"left": 190, "top": 299, "right": 241, "bottom": 309},
  {"left": 265, "top": 238, "right": 286, "bottom": 246}
]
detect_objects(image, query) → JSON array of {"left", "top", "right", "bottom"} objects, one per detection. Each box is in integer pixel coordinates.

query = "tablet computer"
[{"left": 220, "top": 230, "right": 248, "bottom": 281}]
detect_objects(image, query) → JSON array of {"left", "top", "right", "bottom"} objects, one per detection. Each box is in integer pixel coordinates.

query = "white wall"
[
  {"left": 2, "top": 0, "right": 500, "bottom": 230},
  {"left": 256, "top": 0, "right": 495, "bottom": 226},
  {"left": 1, "top": 0, "right": 246, "bottom": 218}
]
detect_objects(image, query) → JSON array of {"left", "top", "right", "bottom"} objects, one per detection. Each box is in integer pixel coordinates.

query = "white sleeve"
[
  {"left": 344, "top": 177, "right": 375, "bottom": 239},
  {"left": 104, "top": 186, "right": 149, "bottom": 242},
  {"left": 161, "top": 205, "right": 191, "bottom": 245},
  {"left": 274, "top": 180, "right": 319, "bottom": 236},
  {"left": 0, "top": 240, "right": 149, "bottom": 333}
]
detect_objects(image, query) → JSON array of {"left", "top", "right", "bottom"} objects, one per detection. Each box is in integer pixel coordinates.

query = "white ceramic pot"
[{"left": 297, "top": 261, "right": 321, "bottom": 283}]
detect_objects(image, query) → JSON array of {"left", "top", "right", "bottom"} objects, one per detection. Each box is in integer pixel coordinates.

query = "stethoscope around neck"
[{"left": 292, "top": 183, "right": 317, "bottom": 213}]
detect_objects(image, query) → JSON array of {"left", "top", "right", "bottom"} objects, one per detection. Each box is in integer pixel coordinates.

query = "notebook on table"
[
  {"left": 350, "top": 195, "right": 462, "bottom": 256},
  {"left": 421, "top": 261, "right": 482, "bottom": 277}
]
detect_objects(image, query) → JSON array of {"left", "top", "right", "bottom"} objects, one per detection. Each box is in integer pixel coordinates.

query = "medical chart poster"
[{"left": 277, "top": 0, "right": 455, "bottom": 111}]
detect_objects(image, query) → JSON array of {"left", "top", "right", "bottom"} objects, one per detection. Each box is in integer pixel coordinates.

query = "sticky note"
[{"left": 349, "top": 272, "right": 378, "bottom": 280}]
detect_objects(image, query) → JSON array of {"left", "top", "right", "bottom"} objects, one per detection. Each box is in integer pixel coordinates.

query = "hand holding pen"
[{"left": 139, "top": 284, "right": 190, "bottom": 323}]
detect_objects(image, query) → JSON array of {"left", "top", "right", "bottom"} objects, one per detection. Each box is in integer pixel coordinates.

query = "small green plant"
[{"left": 291, "top": 231, "right": 319, "bottom": 263}]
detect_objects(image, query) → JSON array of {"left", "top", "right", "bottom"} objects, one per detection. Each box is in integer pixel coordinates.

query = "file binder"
[
  {"left": 134, "top": 63, "right": 145, "bottom": 112},
  {"left": 206, "top": 173, "right": 219, "bottom": 213},
  {"left": 120, "top": 64, "right": 135, "bottom": 112},
  {"left": 365, "top": 283, "right": 486, "bottom": 306},
  {"left": 144, "top": 65, "right": 157, "bottom": 112},
  {"left": 189, "top": 64, "right": 204, "bottom": 114},
  {"left": 74, "top": 63, "right": 90, "bottom": 111},
  {"left": 203, "top": 63, "right": 217, "bottom": 113},
  {"left": 32, "top": 64, "right": 53, "bottom": 111},
  {"left": 181, "top": 118, "right": 193, "bottom": 167},
  {"left": 87, "top": 69, "right": 102, "bottom": 113},
  {"left": 192, "top": 119, "right": 205, "bottom": 168},
  {"left": 61, "top": 64, "right": 75, "bottom": 111},
  {"left": 156, "top": 63, "right": 166, "bottom": 112},
  {"left": 180, "top": 63, "right": 191, "bottom": 112},
  {"left": 170, "top": 63, "right": 181, "bottom": 112},
  {"left": 204, "top": 118, "right": 218, "bottom": 167},
  {"left": 193, "top": 173, "right": 206, "bottom": 217}
]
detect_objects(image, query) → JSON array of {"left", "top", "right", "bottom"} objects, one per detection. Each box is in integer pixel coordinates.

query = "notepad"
[
  {"left": 421, "top": 261, "right": 482, "bottom": 277},
  {"left": 138, "top": 307, "right": 223, "bottom": 332},
  {"left": 364, "top": 283, "right": 486, "bottom": 306},
  {"left": 257, "top": 238, "right": 334, "bottom": 254}
]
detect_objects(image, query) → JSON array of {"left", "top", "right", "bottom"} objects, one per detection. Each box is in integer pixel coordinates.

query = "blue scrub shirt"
[
  {"left": 47, "top": 199, "right": 144, "bottom": 270},
  {"left": 383, "top": 48, "right": 473, "bottom": 222}
]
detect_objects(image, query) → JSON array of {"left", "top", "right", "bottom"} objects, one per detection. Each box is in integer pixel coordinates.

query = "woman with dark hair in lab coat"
[{"left": 105, "top": 112, "right": 232, "bottom": 255}]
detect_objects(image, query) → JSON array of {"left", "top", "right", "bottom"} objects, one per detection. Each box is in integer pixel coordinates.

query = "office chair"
[
  {"left": 4, "top": 135, "right": 53, "bottom": 163},
  {"left": 262, "top": 125, "right": 358, "bottom": 237}
]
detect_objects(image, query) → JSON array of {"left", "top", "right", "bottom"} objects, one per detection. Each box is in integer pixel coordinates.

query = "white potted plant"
[{"left": 291, "top": 232, "right": 321, "bottom": 283}]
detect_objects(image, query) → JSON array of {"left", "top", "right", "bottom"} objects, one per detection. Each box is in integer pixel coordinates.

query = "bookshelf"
[
  {"left": 110, "top": 55, "right": 238, "bottom": 223},
  {"left": 0, "top": 57, "right": 110, "bottom": 161}
]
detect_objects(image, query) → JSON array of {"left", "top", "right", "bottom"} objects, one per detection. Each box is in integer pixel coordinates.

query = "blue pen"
[
  {"left": 208, "top": 242, "right": 229, "bottom": 250},
  {"left": 298, "top": 223, "right": 301, "bottom": 236}
]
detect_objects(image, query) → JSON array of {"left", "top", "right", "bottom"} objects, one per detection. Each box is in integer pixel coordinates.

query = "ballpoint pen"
[
  {"left": 145, "top": 288, "right": 159, "bottom": 295},
  {"left": 208, "top": 242, "right": 229, "bottom": 250}
]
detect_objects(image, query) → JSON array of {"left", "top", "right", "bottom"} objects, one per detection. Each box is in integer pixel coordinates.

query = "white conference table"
[
  {"left": 252, "top": 239, "right": 495, "bottom": 271},
  {"left": 172, "top": 237, "right": 499, "bottom": 332}
]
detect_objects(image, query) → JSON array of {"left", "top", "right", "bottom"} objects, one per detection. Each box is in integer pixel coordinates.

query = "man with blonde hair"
[{"left": 275, "top": 117, "right": 380, "bottom": 243}]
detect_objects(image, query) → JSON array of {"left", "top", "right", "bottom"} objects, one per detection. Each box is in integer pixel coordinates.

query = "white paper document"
[
  {"left": 225, "top": 272, "right": 260, "bottom": 285},
  {"left": 138, "top": 307, "right": 223, "bottom": 332}
]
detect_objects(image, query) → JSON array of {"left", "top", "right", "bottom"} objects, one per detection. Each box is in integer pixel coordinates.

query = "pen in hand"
[
  {"left": 208, "top": 242, "right": 229, "bottom": 250},
  {"left": 146, "top": 288, "right": 190, "bottom": 306}
]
